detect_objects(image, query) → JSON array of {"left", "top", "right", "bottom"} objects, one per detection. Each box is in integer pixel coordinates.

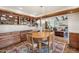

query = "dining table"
[{"left": 31, "top": 31, "right": 54, "bottom": 52}]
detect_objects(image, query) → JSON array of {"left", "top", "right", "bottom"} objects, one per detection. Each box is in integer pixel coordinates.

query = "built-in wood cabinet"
[
  {"left": 0, "top": 9, "right": 35, "bottom": 25},
  {"left": 0, "top": 32, "right": 21, "bottom": 49},
  {"left": 0, "top": 15, "right": 29, "bottom": 25},
  {"left": 0, "top": 15, "right": 18, "bottom": 25},
  {"left": 0, "top": 30, "right": 32, "bottom": 49}
]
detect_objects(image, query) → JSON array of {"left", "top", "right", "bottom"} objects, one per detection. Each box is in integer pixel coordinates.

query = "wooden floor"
[{"left": 64, "top": 45, "right": 79, "bottom": 53}]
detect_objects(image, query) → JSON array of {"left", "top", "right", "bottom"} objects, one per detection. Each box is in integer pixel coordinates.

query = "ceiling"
[{"left": 0, "top": 6, "right": 77, "bottom": 17}]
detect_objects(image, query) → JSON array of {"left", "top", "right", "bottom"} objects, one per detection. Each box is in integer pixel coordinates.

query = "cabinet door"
[
  {"left": 0, "top": 34, "right": 20, "bottom": 49},
  {"left": 20, "top": 31, "right": 27, "bottom": 41}
]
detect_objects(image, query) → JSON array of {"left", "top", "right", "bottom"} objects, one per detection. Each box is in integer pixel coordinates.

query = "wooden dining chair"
[
  {"left": 26, "top": 32, "right": 37, "bottom": 53},
  {"left": 52, "top": 39, "right": 66, "bottom": 53},
  {"left": 42, "top": 32, "right": 54, "bottom": 52}
]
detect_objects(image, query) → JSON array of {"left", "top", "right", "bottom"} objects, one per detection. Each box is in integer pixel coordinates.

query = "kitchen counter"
[{"left": 0, "top": 25, "right": 36, "bottom": 33}]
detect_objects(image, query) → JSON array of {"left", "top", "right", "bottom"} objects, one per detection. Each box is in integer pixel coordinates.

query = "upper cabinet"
[
  {"left": 18, "top": 16, "right": 28, "bottom": 25},
  {"left": 0, "top": 14, "right": 18, "bottom": 25},
  {"left": 0, "top": 10, "right": 35, "bottom": 25}
]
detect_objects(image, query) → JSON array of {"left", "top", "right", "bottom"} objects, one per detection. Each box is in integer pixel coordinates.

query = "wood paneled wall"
[{"left": 69, "top": 32, "right": 79, "bottom": 49}]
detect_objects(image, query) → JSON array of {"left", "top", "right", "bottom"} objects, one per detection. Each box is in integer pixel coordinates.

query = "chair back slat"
[{"left": 53, "top": 40, "right": 66, "bottom": 53}]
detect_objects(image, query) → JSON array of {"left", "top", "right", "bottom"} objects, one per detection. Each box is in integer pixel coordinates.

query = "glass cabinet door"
[{"left": 0, "top": 14, "right": 19, "bottom": 25}]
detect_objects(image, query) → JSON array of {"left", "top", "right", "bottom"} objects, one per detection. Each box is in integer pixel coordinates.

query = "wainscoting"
[{"left": 69, "top": 32, "right": 79, "bottom": 49}]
